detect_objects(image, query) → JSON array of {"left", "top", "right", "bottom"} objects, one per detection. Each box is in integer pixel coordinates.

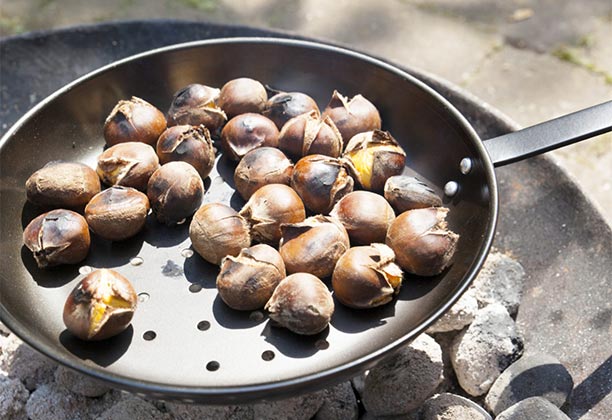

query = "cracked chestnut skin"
[
  {"left": 322, "top": 90, "right": 381, "bottom": 145},
  {"left": 103, "top": 96, "right": 166, "bottom": 147},
  {"left": 166, "top": 84, "right": 227, "bottom": 132},
  {"left": 189, "top": 203, "right": 251, "bottom": 265},
  {"left": 218, "top": 77, "right": 268, "bottom": 118},
  {"left": 23, "top": 209, "right": 90, "bottom": 268},
  {"left": 384, "top": 176, "right": 442, "bottom": 213},
  {"left": 332, "top": 243, "right": 403, "bottom": 309},
  {"left": 96, "top": 142, "right": 159, "bottom": 192},
  {"left": 279, "top": 215, "right": 350, "bottom": 278},
  {"left": 263, "top": 92, "right": 320, "bottom": 130},
  {"left": 63, "top": 269, "right": 137, "bottom": 341},
  {"left": 330, "top": 191, "right": 395, "bottom": 245},
  {"left": 221, "top": 113, "right": 280, "bottom": 162},
  {"left": 386, "top": 207, "right": 459, "bottom": 276},
  {"left": 217, "top": 244, "right": 286, "bottom": 311},
  {"left": 265, "top": 272, "right": 334, "bottom": 336},
  {"left": 26, "top": 161, "right": 101, "bottom": 210},
  {"left": 156, "top": 124, "right": 216, "bottom": 179},
  {"left": 85, "top": 186, "right": 149, "bottom": 241},
  {"left": 147, "top": 161, "right": 204, "bottom": 225},
  {"left": 278, "top": 110, "right": 343, "bottom": 161},
  {"left": 291, "top": 154, "right": 353, "bottom": 215},
  {"left": 234, "top": 147, "right": 293, "bottom": 200},
  {"left": 239, "top": 184, "right": 305, "bottom": 245}
]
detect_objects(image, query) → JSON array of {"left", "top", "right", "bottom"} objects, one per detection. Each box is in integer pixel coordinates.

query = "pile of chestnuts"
[{"left": 22, "top": 77, "right": 459, "bottom": 340}]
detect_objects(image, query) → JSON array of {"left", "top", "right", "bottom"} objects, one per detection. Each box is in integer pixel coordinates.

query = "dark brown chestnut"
[
  {"left": 217, "top": 244, "right": 286, "bottom": 311},
  {"left": 384, "top": 176, "right": 443, "bottom": 213},
  {"left": 23, "top": 209, "right": 90, "bottom": 268},
  {"left": 218, "top": 77, "right": 268, "bottom": 118},
  {"left": 189, "top": 203, "right": 251, "bottom": 265},
  {"left": 220, "top": 113, "right": 279, "bottom": 161},
  {"left": 147, "top": 161, "right": 204, "bottom": 225},
  {"left": 291, "top": 154, "right": 353, "bottom": 214},
  {"left": 96, "top": 142, "right": 159, "bottom": 192},
  {"left": 386, "top": 207, "right": 459, "bottom": 276},
  {"left": 103, "top": 96, "right": 166, "bottom": 147},
  {"left": 166, "top": 84, "right": 227, "bottom": 132},
  {"left": 279, "top": 215, "right": 350, "bottom": 278},
  {"left": 263, "top": 91, "right": 320, "bottom": 130},
  {"left": 278, "top": 110, "right": 343, "bottom": 160},
  {"left": 84, "top": 186, "right": 149, "bottom": 241},
  {"left": 156, "top": 124, "right": 216, "bottom": 179},
  {"left": 342, "top": 130, "right": 406, "bottom": 192},
  {"left": 332, "top": 243, "right": 403, "bottom": 309},
  {"left": 265, "top": 272, "right": 334, "bottom": 335},
  {"left": 239, "top": 184, "right": 306, "bottom": 245},
  {"left": 322, "top": 90, "right": 381, "bottom": 144},
  {"left": 330, "top": 191, "right": 395, "bottom": 245},
  {"left": 234, "top": 147, "right": 293, "bottom": 200},
  {"left": 63, "top": 269, "right": 137, "bottom": 341},
  {"left": 26, "top": 162, "right": 101, "bottom": 210}
]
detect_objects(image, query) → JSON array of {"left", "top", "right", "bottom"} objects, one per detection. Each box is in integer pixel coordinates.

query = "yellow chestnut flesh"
[
  {"left": 332, "top": 243, "right": 403, "bottom": 309},
  {"left": 63, "top": 269, "right": 137, "bottom": 341},
  {"left": 265, "top": 272, "right": 334, "bottom": 335}
]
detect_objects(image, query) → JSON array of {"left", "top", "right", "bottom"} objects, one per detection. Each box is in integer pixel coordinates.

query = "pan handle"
[{"left": 483, "top": 101, "right": 612, "bottom": 167}]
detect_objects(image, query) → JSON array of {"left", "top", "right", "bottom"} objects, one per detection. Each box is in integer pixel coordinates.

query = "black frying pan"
[{"left": 0, "top": 38, "right": 610, "bottom": 403}]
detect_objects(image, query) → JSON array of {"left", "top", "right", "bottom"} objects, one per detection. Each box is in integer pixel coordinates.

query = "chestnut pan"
[{"left": 0, "top": 38, "right": 610, "bottom": 403}]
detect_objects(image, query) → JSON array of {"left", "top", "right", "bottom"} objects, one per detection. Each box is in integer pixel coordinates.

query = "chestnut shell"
[
  {"left": 263, "top": 92, "right": 320, "bottom": 130},
  {"left": 96, "top": 142, "right": 160, "bottom": 192},
  {"left": 221, "top": 113, "right": 280, "bottom": 161},
  {"left": 103, "top": 96, "right": 167, "bottom": 147},
  {"left": 278, "top": 110, "right": 343, "bottom": 160},
  {"left": 218, "top": 78, "right": 268, "bottom": 118},
  {"left": 234, "top": 147, "right": 293, "bottom": 200},
  {"left": 322, "top": 90, "right": 381, "bottom": 144},
  {"left": 156, "top": 124, "right": 216, "bottom": 179},
  {"left": 166, "top": 84, "right": 227, "bottom": 131}
]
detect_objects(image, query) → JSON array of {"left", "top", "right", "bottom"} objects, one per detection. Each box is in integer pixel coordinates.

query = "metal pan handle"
[{"left": 483, "top": 101, "right": 612, "bottom": 167}]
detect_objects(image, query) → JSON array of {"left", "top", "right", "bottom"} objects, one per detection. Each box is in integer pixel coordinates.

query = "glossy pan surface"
[{"left": 0, "top": 38, "right": 496, "bottom": 402}]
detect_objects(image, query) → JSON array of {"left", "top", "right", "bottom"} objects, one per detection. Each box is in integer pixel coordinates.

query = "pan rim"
[{"left": 0, "top": 36, "right": 498, "bottom": 401}]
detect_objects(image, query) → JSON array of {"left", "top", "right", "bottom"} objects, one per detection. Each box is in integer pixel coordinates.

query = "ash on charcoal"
[
  {"left": 362, "top": 333, "right": 443, "bottom": 416},
  {"left": 313, "top": 381, "right": 358, "bottom": 420},
  {"left": 427, "top": 290, "right": 478, "bottom": 334},
  {"left": 25, "top": 382, "right": 122, "bottom": 420},
  {"left": 450, "top": 303, "right": 523, "bottom": 397},
  {"left": 251, "top": 390, "right": 325, "bottom": 420},
  {"left": 484, "top": 353, "right": 573, "bottom": 415},
  {"left": 470, "top": 252, "right": 525, "bottom": 316},
  {"left": 495, "top": 397, "right": 571, "bottom": 420},
  {"left": 419, "top": 393, "right": 491, "bottom": 420},
  {"left": 97, "top": 395, "right": 171, "bottom": 420},
  {"left": 54, "top": 365, "right": 111, "bottom": 397},
  {"left": 0, "top": 375, "right": 29, "bottom": 420},
  {"left": 0, "top": 334, "right": 57, "bottom": 390},
  {"left": 430, "top": 331, "right": 462, "bottom": 394},
  {"left": 165, "top": 402, "right": 254, "bottom": 420},
  {"left": 351, "top": 371, "right": 367, "bottom": 399}
]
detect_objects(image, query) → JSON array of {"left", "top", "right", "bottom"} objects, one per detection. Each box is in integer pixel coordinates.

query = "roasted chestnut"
[
  {"left": 189, "top": 203, "right": 251, "bottom": 265},
  {"left": 103, "top": 96, "right": 166, "bottom": 147},
  {"left": 239, "top": 184, "right": 305, "bottom": 245},
  {"left": 278, "top": 110, "right": 343, "bottom": 160},
  {"left": 322, "top": 90, "right": 381, "bottom": 145},
  {"left": 342, "top": 130, "right": 406, "bottom": 192},
  {"left": 217, "top": 244, "right": 286, "bottom": 311},
  {"left": 23, "top": 209, "right": 90, "bottom": 268},
  {"left": 279, "top": 215, "right": 350, "bottom": 278},
  {"left": 332, "top": 243, "right": 403, "bottom": 309},
  {"left": 26, "top": 162, "right": 101, "bottom": 210},
  {"left": 291, "top": 154, "right": 353, "bottom": 214},
  {"left": 156, "top": 124, "right": 216, "bottom": 179},
  {"left": 84, "top": 186, "right": 149, "bottom": 241},
  {"left": 220, "top": 113, "right": 280, "bottom": 161},
  {"left": 147, "top": 161, "right": 204, "bottom": 225},
  {"left": 63, "top": 269, "right": 137, "bottom": 341},
  {"left": 384, "top": 176, "right": 442, "bottom": 213},
  {"left": 96, "top": 142, "right": 159, "bottom": 192},
  {"left": 166, "top": 84, "right": 227, "bottom": 132},
  {"left": 386, "top": 207, "right": 459, "bottom": 276},
  {"left": 218, "top": 77, "right": 268, "bottom": 118},
  {"left": 330, "top": 191, "right": 395, "bottom": 245},
  {"left": 234, "top": 147, "right": 293, "bottom": 200},
  {"left": 265, "top": 272, "right": 334, "bottom": 335},
  {"left": 263, "top": 91, "right": 320, "bottom": 130}
]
